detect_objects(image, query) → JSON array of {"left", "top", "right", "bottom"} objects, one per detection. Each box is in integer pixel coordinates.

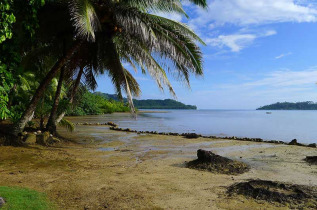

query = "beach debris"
[
  {"left": 304, "top": 156, "right": 317, "bottom": 165},
  {"left": 228, "top": 180, "right": 317, "bottom": 208},
  {"left": 186, "top": 149, "right": 250, "bottom": 175},
  {"left": 0, "top": 197, "right": 5, "bottom": 207}
]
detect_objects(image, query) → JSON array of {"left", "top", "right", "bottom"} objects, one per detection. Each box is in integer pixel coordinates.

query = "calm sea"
[{"left": 71, "top": 110, "right": 317, "bottom": 144}]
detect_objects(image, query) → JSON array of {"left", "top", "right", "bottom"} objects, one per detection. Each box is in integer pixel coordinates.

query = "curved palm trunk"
[
  {"left": 56, "top": 66, "right": 84, "bottom": 124},
  {"left": 12, "top": 40, "right": 82, "bottom": 137},
  {"left": 46, "top": 66, "right": 65, "bottom": 134}
]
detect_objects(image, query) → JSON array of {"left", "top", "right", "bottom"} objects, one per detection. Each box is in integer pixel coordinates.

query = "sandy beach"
[{"left": 0, "top": 122, "right": 316, "bottom": 209}]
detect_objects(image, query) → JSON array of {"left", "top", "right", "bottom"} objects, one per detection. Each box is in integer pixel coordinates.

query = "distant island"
[
  {"left": 257, "top": 101, "right": 317, "bottom": 110},
  {"left": 94, "top": 92, "right": 197, "bottom": 110}
]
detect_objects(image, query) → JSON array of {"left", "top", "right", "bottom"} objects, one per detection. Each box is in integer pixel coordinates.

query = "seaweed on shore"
[
  {"left": 305, "top": 156, "right": 317, "bottom": 165},
  {"left": 228, "top": 180, "right": 317, "bottom": 209},
  {"left": 186, "top": 149, "right": 250, "bottom": 175}
]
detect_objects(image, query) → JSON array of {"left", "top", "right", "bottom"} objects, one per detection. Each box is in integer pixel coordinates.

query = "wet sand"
[{"left": 0, "top": 123, "right": 316, "bottom": 209}]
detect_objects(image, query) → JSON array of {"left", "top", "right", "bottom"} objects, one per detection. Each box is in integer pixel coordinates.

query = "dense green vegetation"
[
  {"left": 0, "top": 186, "right": 54, "bottom": 209},
  {"left": 94, "top": 92, "right": 196, "bottom": 109},
  {"left": 0, "top": 0, "right": 206, "bottom": 144},
  {"left": 68, "top": 90, "right": 129, "bottom": 116},
  {"left": 257, "top": 101, "right": 317, "bottom": 110},
  {"left": 133, "top": 99, "right": 196, "bottom": 109}
]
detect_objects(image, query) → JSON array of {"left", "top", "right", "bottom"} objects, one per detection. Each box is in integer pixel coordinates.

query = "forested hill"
[
  {"left": 132, "top": 99, "right": 197, "bottom": 109},
  {"left": 94, "top": 92, "right": 197, "bottom": 109},
  {"left": 257, "top": 101, "right": 317, "bottom": 110}
]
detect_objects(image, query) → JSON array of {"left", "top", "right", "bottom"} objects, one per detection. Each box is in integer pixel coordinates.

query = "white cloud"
[
  {"left": 190, "top": 0, "right": 317, "bottom": 27},
  {"left": 275, "top": 52, "right": 293, "bottom": 59},
  {"left": 264, "top": 30, "right": 277, "bottom": 36},
  {"left": 187, "top": 0, "right": 317, "bottom": 52},
  {"left": 206, "top": 30, "right": 276, "bottom": 52},
  {"left": 243, "top": 68, "right": 317, "bottom": 87},
  {"left": 189, "top": 67, "right": 317, "bottom": 109}
]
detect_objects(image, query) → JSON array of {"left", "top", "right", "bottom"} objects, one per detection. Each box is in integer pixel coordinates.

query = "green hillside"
[
  {"left": 257, "top": 101, "right": 317, "bottom": 110},
  {"left": 94, "top": 92, "right": 197, "bottom": 110}
]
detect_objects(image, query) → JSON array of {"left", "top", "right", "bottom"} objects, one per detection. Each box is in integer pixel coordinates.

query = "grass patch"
[{"left": 0, "top": 186, "right": 54, "bottom": 210}]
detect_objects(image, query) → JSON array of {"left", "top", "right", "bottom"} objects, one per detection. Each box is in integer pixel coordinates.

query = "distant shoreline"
[
  {"left": 137, "top": 110, "right": 169, "bottom": 113},
  {"left": 257, "top": 101, "right": 317, "bottom": 110}
]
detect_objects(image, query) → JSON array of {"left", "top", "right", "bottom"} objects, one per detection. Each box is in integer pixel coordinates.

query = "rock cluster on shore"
[
  {"left": 21, "top": 131, "right": 60, "bottom": 146},
  {"left": 107, "top": 125, "right": 317, "bottom": 148},
  {"left": 75, "top": 122, "right": 118, "bottom": 127}
]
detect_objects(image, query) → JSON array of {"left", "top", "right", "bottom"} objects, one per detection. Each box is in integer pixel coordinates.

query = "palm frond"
[
  {"left": 122, "top": 0, "right": 188, "bottom": 17},
  {"left": 69, "top": 0, "right": 100, "bottom": 41},
  {"left": 58, "top": 118, "right": 75, "bottom": 132},
  {"left": 187, "top": 0, "right": 208, "bottom": 8}
]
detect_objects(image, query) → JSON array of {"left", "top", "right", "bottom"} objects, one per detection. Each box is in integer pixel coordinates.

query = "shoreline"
[
  {"left": 73, "top": 122, "right": 317, "bottom": 147},
  {"left": 0, "top": 124, "right": 316, "bottom": 209}
]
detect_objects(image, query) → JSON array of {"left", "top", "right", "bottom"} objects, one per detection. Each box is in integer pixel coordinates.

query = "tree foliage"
[
  {"left": 133, "top": 99, "right": 197, "bottom": 109},
  {"left": 68, "top": 89, "right": 130, "bottom": 116},
  {"left": 0, "top": 0, "right": 15, "bottom": 43},
  {"left": 257, "top": 101, "right": 317, "bottom": 110},
  {"left": 0, "top": 0, "right": 206, "bottom": 137}
]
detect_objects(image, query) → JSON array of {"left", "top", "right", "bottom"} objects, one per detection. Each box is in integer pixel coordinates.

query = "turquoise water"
[{"left": 70, "top": 110, "right": 317, "bottom": 144}]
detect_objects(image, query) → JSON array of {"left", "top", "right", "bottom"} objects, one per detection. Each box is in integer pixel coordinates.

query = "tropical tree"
[
  {"left": 46, "top": 41, "right": 141, "bottom": 133},
  {"left": 11, "top": 0, "right": 207, "bottom": 138}
]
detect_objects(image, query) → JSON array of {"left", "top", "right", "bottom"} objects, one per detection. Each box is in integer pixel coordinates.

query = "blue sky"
[{"left": 96, "top": 0, "right": 317, "bottom": 109}]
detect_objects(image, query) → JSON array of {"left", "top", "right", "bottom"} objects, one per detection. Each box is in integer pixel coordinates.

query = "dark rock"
[
  {"left": 184, "top": 133, "right": 200, "bottom": 139},
  {"left": 0, "top": 197, "right": 5, "bottom": 207},
  {"left": 289, "top": 139, "right": 298, "bottom": 145},
  {"left": 187, "top": 149, "right": 250, "bottom": 175},
  {"left": 304, "top": 156, "right": 317, "bottom": 165},
  {"left": 107, "top": 122, "right": 118, "bottom": 127}
]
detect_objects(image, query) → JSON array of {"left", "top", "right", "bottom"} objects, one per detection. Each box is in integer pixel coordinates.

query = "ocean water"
[{"left": 69, "top": 110, "right": 317, "bottom": 144}]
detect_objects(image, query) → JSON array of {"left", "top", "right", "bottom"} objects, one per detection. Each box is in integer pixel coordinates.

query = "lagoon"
[{"left": 68, "top": 110, "right": 317, "bottom": 144}]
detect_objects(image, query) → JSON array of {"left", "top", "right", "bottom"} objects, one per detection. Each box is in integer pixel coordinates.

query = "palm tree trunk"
[
  {"left": 56, "top": 66, "right": 84, "bottom": 124},
  {"left": 46, "top": 65, "right": 65, "bottom": 134},
  {"left": 12, "top": 40, "right": 82, "bottom": 137}
]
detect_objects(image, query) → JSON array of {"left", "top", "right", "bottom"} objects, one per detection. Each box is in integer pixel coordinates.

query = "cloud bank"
[{"left": 187, "top": 0, "right": 317, "bottom": 52}]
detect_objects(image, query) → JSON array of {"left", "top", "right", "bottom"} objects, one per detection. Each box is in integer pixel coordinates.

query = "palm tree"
[
  {"left": 12, "top": 0, "right": 207, "bottom": 138},
  {"left": 47, "top": 39, "right": 141, "bottom": 133}
]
